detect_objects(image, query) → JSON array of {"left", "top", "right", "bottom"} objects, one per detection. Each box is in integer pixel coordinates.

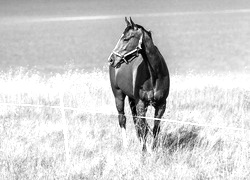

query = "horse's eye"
[
  {"left": 124, "top": 35, "right": 134, "bottom": 41},
  {"left": 123, "top": 37, "right": 130, "bottom": 41}
]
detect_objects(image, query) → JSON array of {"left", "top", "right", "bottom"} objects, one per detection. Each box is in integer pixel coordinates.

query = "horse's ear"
[
  {"left": 125, "top": 17, "right": 130, "bottom": 27},
  {"left": 130, "top": 17, "right": 135, "bottom": 28}
]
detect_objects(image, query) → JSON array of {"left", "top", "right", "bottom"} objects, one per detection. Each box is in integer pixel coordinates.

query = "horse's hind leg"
[
  {"left": 114, "top": 91, "right": 127, "bottom": 148},
  {"left": 152, "top": 101, "right": 166, "bottom": 149}
]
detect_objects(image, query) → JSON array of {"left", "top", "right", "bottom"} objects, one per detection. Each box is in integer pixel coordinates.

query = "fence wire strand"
[{"left": 0, "top": 102, "right": 248, "bottom": 132}]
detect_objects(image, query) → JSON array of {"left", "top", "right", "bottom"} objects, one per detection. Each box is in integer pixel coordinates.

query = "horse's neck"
[{"left": 143, "top": 34, "right": 163, "bottom": 75}]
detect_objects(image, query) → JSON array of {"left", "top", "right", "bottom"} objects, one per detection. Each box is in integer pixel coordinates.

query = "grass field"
[
  {"left": 0, "top": 68, "right": 250, "bottom": 179},
  {"left": 1, "top": 1, "right": 250, "bottom": 179}
]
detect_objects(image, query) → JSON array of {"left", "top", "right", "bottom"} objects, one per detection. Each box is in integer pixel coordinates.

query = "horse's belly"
[
  {"left": 139, "top": 77, "right": 169, "bottom": 104},
  {"left": 139, "top": 89, "right": 154, "bottom": 102}
]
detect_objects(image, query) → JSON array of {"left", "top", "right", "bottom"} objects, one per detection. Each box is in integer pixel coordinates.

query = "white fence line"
[
  {"left": 0, "top": 102, "right": 248, "bottom": 132},
  {"left": 24, "top": 9, "right": 250, "bottom": 23},
  {"left": 0, "top": 99, "right": 248, "bottom": 167}
]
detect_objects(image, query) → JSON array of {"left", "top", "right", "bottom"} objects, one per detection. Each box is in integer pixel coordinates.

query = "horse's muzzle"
[
  {"left": 108, "top": 53, "right": 115, "bottom": 66},
  {"left": 108, "top": 53, "right": 123, "bottom": 68},
  {"left": 109, "top": 59, "right": 122, "bottom": 68},
  {"left": 108, "top": 58, "right": 114, "bottom": 66}
]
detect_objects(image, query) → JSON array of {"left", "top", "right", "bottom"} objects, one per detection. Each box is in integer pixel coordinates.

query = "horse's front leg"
[
  {"left": 152, "top": 100, "right": 166, "bottom": 150},
  {"left": 136, "top": 100, "right": 148, "bottom": 152},
  {"left": 114, "top": 91, "right": 127, "bottom": 148},
  {"left": 128, "top": 97, "right": 139, "bottom": 138}
]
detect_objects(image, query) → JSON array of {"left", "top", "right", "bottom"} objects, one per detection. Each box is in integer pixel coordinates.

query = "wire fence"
[
  {"left": 0, "top": 102, "right": 248, "bottom": 132},
  {"left": 0, "top": 95, "right": 249, "bottom": 171}
]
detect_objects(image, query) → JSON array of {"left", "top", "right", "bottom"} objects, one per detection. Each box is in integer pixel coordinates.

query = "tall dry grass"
[{"left": 0, "top": 68, "right": 250, "bottom": 179}]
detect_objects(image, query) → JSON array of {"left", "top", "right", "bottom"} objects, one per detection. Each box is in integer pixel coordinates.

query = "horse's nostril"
[
  {"left": 108, "top": 53, "right": 114, "bottom": 63},
  {"left": 108, "top": 58, "right": 114, "bottom": 65}
]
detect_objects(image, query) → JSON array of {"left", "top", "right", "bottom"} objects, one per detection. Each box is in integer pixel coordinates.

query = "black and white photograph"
[{"left": 0, "top": 0, "right": 250, "bottom": 179}]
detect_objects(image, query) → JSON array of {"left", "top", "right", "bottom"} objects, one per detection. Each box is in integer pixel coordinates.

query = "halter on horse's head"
[{"left": 108, "top": 17, "right": 151, "bottom": 68}]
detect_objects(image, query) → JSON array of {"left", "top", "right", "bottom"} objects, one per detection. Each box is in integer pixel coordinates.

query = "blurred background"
[{"left": 0, "top": 0, "right": 250, "bottom": 74}]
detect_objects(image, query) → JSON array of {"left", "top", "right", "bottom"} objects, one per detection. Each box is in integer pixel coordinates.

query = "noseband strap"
[{"left": 108, "top": 34, "right": 143, "bottom": 68}]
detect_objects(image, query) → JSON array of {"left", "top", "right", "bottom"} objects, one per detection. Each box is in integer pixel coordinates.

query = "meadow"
[{"left": 0, "top": 68, "right": 250, "bottom": 179}]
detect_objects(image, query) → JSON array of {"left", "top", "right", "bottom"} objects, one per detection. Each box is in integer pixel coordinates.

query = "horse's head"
[{"left": 108, "top": 17, "right": 151, "bottom": 68}]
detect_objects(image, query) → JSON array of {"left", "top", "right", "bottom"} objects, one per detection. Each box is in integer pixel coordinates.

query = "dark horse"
[{"left": 108, "top": 17, "right": 170, "bottom": 151}]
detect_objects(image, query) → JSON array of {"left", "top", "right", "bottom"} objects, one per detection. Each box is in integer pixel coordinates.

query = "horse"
[{"left": 108, "top": 17, "right": 170, "bottom": 151}]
